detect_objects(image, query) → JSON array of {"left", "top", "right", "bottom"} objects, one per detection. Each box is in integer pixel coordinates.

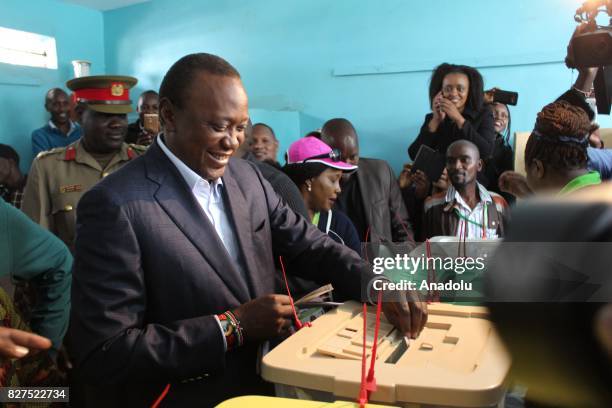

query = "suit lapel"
[
  {"left": 144, "top": 142, "right": 250, "bottom": 304},
  {"left": 221, "top": 164, "right": 262, "bottom": 298}
]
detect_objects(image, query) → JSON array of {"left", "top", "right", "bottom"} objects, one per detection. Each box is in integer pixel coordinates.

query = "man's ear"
[
  {"left": 477, "top": 158, "right": 483, "bottom": 172},
  {"left": 534, "top": 159, "right": 545, "bottom": 179},
  {"left": 159, "top": 97, "right": 175, "bottom": 132}
]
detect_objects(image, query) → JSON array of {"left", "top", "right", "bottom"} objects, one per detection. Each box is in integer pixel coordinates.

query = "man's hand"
[
  {"left": 399, "top": 164, "right": 414, "bottom": 189},
  {"left": 381, "top": 291, "right": 428, "bottom": 339},
  {"left": 498, "top": 171, "right": 533, "bottom": 198},
  {"left": 232, "top": 294, "right": 294, "bottom": 342},
  {"left": 412, "top": 170, "right": 430, "bottom": 200},
  {"left": 484, "top": 88, "right": 499, "bottom": 104},
  {"left": 0, "top": 327, "right": 52, "bottom": 359},
  {"left": 432, "top": 168, "right": 449, "bottom": 193}
]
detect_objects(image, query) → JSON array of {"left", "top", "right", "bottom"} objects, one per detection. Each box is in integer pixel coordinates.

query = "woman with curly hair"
[{"left": 524, "top": 100, "right": 601, "bottom": 195}]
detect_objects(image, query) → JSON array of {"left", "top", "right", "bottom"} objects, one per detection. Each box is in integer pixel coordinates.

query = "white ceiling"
[{"left": 60, "top": 0, "right": 151, "bottom": 11}]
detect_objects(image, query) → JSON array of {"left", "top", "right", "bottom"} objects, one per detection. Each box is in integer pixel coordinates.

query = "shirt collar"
[
  {"left": 48, "top": 120, "right": 77, "bottom": 134},
  {"left": 445, "top": 182, "right": 492, "bottom": 211},
  {"left": 558, "top": 171, "right": 601, "bottom": 196},
  {"left": 157, "top": 134, "right": 223, "bottom": 192}
]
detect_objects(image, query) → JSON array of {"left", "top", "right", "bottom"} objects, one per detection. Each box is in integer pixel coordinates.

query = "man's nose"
[
  {"left": 109, "top": 117, "right": 126, "bottom": 127},
  {"left": 225, "top": 130, "right": 241, "bottom": 150}
]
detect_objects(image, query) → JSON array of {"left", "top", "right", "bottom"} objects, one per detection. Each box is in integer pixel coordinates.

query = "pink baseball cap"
[{"left": 286, "top": 136, "right": 357, "bottom": 171}]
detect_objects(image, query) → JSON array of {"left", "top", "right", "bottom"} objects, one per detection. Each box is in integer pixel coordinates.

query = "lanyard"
[{"left": 311, "top": 211, "right": 320, "bottom": 226}]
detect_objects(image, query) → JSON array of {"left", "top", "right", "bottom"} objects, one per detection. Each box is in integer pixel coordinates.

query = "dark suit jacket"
[
  {"left": 356, "top": 157, "right": 415, "bottom": 245},
  {"left": 71, "top": 141, "right": 374, "bottom": 407}
]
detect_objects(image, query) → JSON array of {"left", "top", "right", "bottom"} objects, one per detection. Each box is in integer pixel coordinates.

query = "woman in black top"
[{"left": 408, "top": 63, "right": 495, "bottom": 161}]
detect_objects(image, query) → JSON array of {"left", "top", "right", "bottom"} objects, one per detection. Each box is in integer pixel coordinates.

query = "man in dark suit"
[
  {"left": 320, "top": 118, "right": 416, "bottom": 245},
  {"left": 70, "top": 53, "right": 426, "bottom": 407}
]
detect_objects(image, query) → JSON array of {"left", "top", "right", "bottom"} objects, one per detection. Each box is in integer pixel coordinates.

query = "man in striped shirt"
[{"left": 423, "top": 140, "right": 509, "bottom": 239}]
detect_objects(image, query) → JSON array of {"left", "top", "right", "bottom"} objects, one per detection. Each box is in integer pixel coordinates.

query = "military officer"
[{"left": 22, "top": 75, "right": 145, "bottom": 251}]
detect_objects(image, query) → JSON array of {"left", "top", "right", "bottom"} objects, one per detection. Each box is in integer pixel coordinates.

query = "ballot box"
[{"left": 262, "top": 301, "right": 511, "bottom": 408}]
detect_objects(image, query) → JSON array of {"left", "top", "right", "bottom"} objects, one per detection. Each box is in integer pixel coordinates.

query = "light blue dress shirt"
[{"left": 158, "top": 136, "right": 246, "bottom": 351}]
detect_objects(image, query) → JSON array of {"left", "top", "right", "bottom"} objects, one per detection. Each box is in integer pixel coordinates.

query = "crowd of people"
[{"left": 1, "top": 24, "right": 612, "bottom": 407}]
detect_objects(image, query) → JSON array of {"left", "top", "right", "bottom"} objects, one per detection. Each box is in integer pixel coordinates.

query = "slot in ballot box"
[{"left": 262, "top": 301, "right": 511, "bottom": 408}]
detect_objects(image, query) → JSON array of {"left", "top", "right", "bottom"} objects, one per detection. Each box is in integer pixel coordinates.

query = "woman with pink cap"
[{"left": 283, "top": 136, "right": 361, "bottom": 255}]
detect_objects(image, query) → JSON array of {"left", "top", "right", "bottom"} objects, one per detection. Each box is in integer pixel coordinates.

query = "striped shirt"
[
  {"left": 445, "top": 183, "right": 498, "bottom": 239},
  {"left": 423, "top": 183, "right": 509, "bottom": 240}
]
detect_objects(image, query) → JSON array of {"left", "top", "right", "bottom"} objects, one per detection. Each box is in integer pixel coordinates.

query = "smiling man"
[
  {"left": 423, "top": 140, "right": 508, "bottom": 239},
  {"left": 22, "top": 76, "right": 144, "bottom": 251},
  {"left": 31, "top": 88, "right": 83, "bottom": 157},
  {"left": 250, "top": 122, "right": 279, "bottom": 165},
  {"left": 70, "top": 53, "right": 427, "bottom": 407}
]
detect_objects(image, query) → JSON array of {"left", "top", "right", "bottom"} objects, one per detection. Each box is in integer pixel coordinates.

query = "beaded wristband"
[
  {"left": 224, "top": 311, "right": 244, "bottom": 347},
  {"left": 217, "top": 313, "right": 238, "bottom": 351},
  {"left": 217, "top": 311, "right": 244, "bottom": 351}
]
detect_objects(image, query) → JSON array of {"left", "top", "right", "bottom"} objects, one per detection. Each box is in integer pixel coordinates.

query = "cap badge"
[{"left": 111, "top": 83, "right": 124, "bottom": 97}]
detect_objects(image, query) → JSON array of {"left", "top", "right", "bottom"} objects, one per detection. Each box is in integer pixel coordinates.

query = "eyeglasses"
[{"left": 303, "top": 148, "right": 341, "bottom": 163}]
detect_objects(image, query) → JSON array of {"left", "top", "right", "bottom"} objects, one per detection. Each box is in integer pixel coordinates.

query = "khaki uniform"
[{"left": 22, "top": 139, "right": 145, "bottom": 250}]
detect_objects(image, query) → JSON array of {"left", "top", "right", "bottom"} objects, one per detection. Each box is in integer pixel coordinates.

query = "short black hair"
[
  {"left": 428, "top": 63, "right": 484, "bottom": 112},
  {"left": 0, "top": 144, "right": 19, "bottom": 166},
  {"left": 139, "top": 90, "right": 159, "bottom": 99},
  {"left": 159, "top": 53, "right": 240, "bottom": 109},
  {"left": 305, "top": 130, "right": 321, "bottom": 138},
  {"left": 252, "top": 123, "right": 277, "bottom": 140},
  {"left": 45, "top": 88, "right": 67, "bottom": 105},
  {"left": 447, "top": 139, "right": 480, "bottom": 161}
]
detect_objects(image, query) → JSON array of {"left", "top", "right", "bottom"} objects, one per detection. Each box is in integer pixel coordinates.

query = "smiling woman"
[
  {"left": 408, "top": 63, "right": 495, "bottom": 171},
  {"left": 282, "top": 136, "right": 361, "bottom": 255},
  {"left": 482, "top": 102, "right": 514, "bottom": 201}
]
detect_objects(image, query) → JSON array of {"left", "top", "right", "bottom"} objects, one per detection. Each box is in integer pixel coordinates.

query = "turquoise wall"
[
  {"left": 3, "top": 0, "right": 610, "bottom": 174},
  {"left": 0, "top": 0, "right": 105, "bottom": 172},
  {"left": 103, "top": 0, "right": 611, "bottom": 173}
]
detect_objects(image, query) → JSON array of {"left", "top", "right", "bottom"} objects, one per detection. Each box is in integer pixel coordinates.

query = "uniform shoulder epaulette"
[
  {"left": 35, "top": 146, "right": 66, "bottom": 160},
  {"left": 63, "top": 146, "right": 77, "bottom": 161},
  {"left": 127, "top": 143, "right": 147, "bottom": 159}
]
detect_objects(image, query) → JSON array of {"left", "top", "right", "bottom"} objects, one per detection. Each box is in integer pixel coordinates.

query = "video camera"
[{"left": 569, "top": 0, "right": 612, "bottom": 114}]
